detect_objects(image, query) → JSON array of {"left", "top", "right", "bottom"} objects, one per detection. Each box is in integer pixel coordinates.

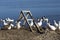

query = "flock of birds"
[
  {"left": 0, "top": 18, "right": 21, "bottom": 30},
  {"left": 28, "top": 16, "right": 60, "bottom": 31},
  {"left": 0, "top": 16, "right": 60, "bottom": 31}
]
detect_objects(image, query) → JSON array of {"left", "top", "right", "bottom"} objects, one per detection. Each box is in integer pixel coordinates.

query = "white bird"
[
  {"left": 47, "top": 22, "right": 56, "bottom": 31},
  {"left": 54, "top": 20, "right": 58, "bottom": 27},
  {"left": 8, "top": 23, "right": 14, "bottom": 30},
  {"left": 6, "top": 17, "right": 14, "bottom": 22},
  {"left": 43, "top": 16, "right": 48, "bottom": 22},
  {"left": 37, "top": 19, "right": 43, "bottom": 27},
  {"left": 16, "top": 21, "right": 21, "bottom": 29},
  {"left": 10, "top": 23, "right": 14, "bottom": 27},
  {"left": 8, "top": 25, "right": 11, "bottom": 30},
  {"left": 44, "top": 18, "right": 48, "bottom": 22},
  {"left": 2, "top": 20, "right": 8, "bottom": 26}
]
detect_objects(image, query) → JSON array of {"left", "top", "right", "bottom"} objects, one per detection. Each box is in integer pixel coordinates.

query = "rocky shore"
[{"left": 0, "top": 28, "right": 60, "bottom": 40}]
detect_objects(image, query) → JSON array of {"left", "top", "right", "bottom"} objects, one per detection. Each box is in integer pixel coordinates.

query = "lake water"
[{"left": 0, "top": 0, "right": 60, "bottom": 27}]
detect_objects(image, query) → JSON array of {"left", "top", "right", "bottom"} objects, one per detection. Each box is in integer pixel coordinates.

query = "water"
[{"left": 0, "top": 0, "right": 60, "bottom": 27}]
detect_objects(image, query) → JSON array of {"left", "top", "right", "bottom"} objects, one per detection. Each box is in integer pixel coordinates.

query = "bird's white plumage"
[
  {"left": 10, "top": 24, "right": 14, "bottom": 27},
  {"left": 44, "top": 18, "right": 48, "bottom": 22},
  {"left": 8, "top": 23, "right": 14, "bottom": 30},
  {"left": 6, "top": 18, "right": 14, "bottom": 22},
  {"left": 47, "top": 22, "right": 56, "bottom": 31},
  {"left": 2, "top": 20, "right": 8, "bottom": 25},
  {"left": 8, "top": 25, "right": 11, "bottom": 30},
  {"left": 16, "top": 21, "right": 21, "bottom": 29},
  {"left": 43, "top": 16, "right": 48, "bottom": 22},
  {"left": 37, "top": 19, "right": 43, "bottom": 26},
  {"left": 54, "top": 20, "right": 58, "bottom": 27}
]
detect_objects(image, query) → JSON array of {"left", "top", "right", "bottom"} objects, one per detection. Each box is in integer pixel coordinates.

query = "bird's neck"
[
  {"left": 3, "top": 20, "right": 6, "bottom": 23},
  {"left": 39, "top": 19, "right": 43, "bottom": 23},
  {"left": 47, "top": 23, "right": 50, "bottom": 26}
]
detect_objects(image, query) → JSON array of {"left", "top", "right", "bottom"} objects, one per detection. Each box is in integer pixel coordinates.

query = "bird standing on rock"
[
  {"left": 47, "top": 22, "right": 57, "bottom": 31},
  {"left": 16, "top": 21, "right": 21, "bottom": 29},
  {"left": 2, "top": 19, "right": 8, "bottom": 26},
  {"left": 8, "top": 23, "right": 14, "bottom": 30},
  {"left": 37, "top": 18, "right": 43, "bottom": 27}
]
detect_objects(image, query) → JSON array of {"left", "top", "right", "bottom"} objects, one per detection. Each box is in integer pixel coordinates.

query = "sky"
[{"left": 0, "top": 0, "right": 60, "bottom": 19}]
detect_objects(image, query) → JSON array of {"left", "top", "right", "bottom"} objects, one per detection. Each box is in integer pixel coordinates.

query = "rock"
[{"left": 0, "top": 28, "right": 60, "bottom": 40}]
